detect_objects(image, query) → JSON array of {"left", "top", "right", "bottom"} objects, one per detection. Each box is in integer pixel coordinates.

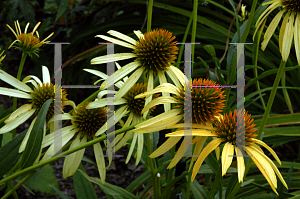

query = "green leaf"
[
  {"left": 0, "top": 130, "right": 26, "bottom": 177},
  {"left": 19, "top": 0, "right": 36, "bottom": 24},
  {"left": 245, "top": 65, "right": 264, "bottom": 71},
  {"left": 162, "top": 171, "right": 188, "bottom": 197},
  {"left": 55, "top": 0, "right": 69, "bottom": 22},
  {"left": 74, "top": 164, "right": 97, "bottom": 199},
  {"left": 78, "top": 170, "right": 138, "bottom": 199},
  {"left": 49, "top": 185, "right": 69, "bottom": 199},
  {"left": 24, "top": 165, "right": 59, "bottom": 195},
  {"left": 191, "top": 179, "right": 209, "bottom": 199},
  {"left": 1, "top": 133, "right": 12, "bottom": 147},
  {"left": 254, "top": 113, "right": 300, "bottom": 127},
  {"left": 20, "top": 99, "right": 52, "bottom": 169}
]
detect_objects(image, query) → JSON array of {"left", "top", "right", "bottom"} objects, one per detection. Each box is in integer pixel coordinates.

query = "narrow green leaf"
[
  {"left": 55, "top": 0, "right": 69, "bottom": 22},
  {"left": 0, "top": 130, "right": 26, "bottom": 177},
  {"left": 49, "top": 185, "right": 69, "bottom": 199},
  {"left": 74, "top": 164, "right": 97, "bottom": 199},
  {"left": 254, "top": 113, "right": 300, "bottom": 127},
  {"left": 21, "top": 99, "right": 52, "bottom": 169},
  {"left": 191, "top": 179, "right": 209, "bottom": 198},
  {"left": 162, "top": 171, "right": 188, "bottom": 197}
]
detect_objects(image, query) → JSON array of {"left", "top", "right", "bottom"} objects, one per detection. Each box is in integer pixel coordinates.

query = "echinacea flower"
[
  {"left": 41, "top": 101, "right": 110, "bottom": 183},
  {"left": 91, "top": 29, "right": 185, "bottom": 116},
  {"left": 6, "top": 20, "right": 54, "bottom": 56},
  {"left": 254, "top": 0, "right": 300, "bottom": 64},
  {"left": 87, "top": 81, "right": 159, "bottom": 165},
  {"left": 134, "top": 78, "right": 225, "bottom": 168},
  {"left": 0, "top": 66, "right": 71, "bottom": 152},
  {"left": 166, "top": 110, "right": 288, "bottom": 195},
  {"left": 0, "top": 49, "right": 5, "bottom": 65}
]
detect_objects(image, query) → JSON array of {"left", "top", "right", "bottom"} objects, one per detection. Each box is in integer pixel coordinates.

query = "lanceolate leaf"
[
  {"left": 20, "top": 99, "right": 52, "bottom": 169},
  {"left": 73, "top": 164, "right": 97, "bottom": 199},
  {"left": 0, "top": 130, "right": 26, "bottom": 177}
]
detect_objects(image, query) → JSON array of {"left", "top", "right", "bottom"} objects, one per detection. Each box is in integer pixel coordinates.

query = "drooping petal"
[
  {"left": 42, "top": 66, "right": 51, "bottom": 84},
  {"left": 170, "top": 123, "right": 215, "bottom": 131},
  {"left": 281, "top": 11, "right": 294, "bottom": 61},
  {"left": 133, "top": 30, "right": 144, "bottom": 39},
  {"left": 142, "top": 96, "right": 177, "bottom": 113},
  {"left": 158, "top": 70, "right": 171, "bottom": 112},
  {"left": 0, "top": 70, "right": 33, "bottom": 92},
  {"left": 0, "top": 87, "right": 32, "bottom": 99},
  {"left": 93, "top": 141, "right": 106, "bottom": 184},
  {"left": 191, "top": 136, "right": 207, "bottom": 163},
  {"left": 63, "top": 135, "right": 87, "bottom": 178},
  {"left": 5, "top": 104, "right": 32, "bottom": 124},
  {"left": 83, "top": 69, "right": 108, "bottom": 79},
  {"left": 48, "top": 113, "right": 73, "bottom": 123},
  {"left": 19, "top": 117, "right": 37, "bottom": 152},
  {"left": 150, "top": 137, "right": 182, "bottom": 158},
  {"left": 22, "top": 75, "right": 43, "bottom": 86},
  {"left": 192, "top": 138, "right": 222, "bottom": 181},
  {"left": 166, "top": 129, "right": 216, "bottom": 137},
  {"left": 87, "top": 97, "right": 127, "bottom": 109},
  {"left": 126, "top": 132, "right": 138, "bottom": 164},
  {"left": 41, "top": 125, "right": 77, "bottom": 148},
  {"left": 221, "top": 142, "right": 234, "bottom": 176},
  {"left": 165, "top": 66, "right": 181, "bottom": 87},
  {"left": 235, "top": 146, "right": 245, "bottom": 183},
  {"left": 143, "top": 70, "right": 154, "bottom": 118},
  {"left": 135, "top": 83, "right": 180, "bottom": 98},
  {"left": 91, "top": 53, "right": 137, "bottom": 65},
  {"left": 294, "top": 13, "right": 300, "bottom": 65},
  {"left": 252, "top": 138, "right": 281, "bottom": 165},
  {"left": 279, "top": 11, "right": 290, "bottom": 54},
  {"left": 97, "top": 90, "right": 116, "bottom": 99},
  {"left": 136, "top": 132, "right": 144, "bottom": 166},
  {"left": 107, "top": 30, "right": 137, "bottom": 45},
  {"left": 168, "top": 65, "right": 187, "bottom": 86},
  {"left": 96, "top": 35, "right": 136, "bottom": 49},
  {"left": 0, "top": 109, "right": 35, "bottom": 134}
]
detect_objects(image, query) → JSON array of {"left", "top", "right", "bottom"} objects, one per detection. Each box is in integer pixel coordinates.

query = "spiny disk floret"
[
  {"left": 282, "top": 0, "right": 300, "bottom": 12},
  {"left": 134, "top": 29, "right": 179, "bottom": 73},
  {"left": 123, "top": 83, "right": 157, "bottom": 117},
  {"left": 17, "top": 33, "right": 41, "bottom": 54},
  {"left": 174, "top": 78, "right": 225, "bottom": 124},
  {"left": 213, "top": 110, "right": 257, "bottom": 145},
  {"left": 30, "top": 83, "right": 68, "bottom": 120},
  {"left": 72, "top": 101, "right": 106, "bottom": 138}
]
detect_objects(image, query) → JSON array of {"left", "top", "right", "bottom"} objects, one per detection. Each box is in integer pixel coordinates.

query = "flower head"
[
  {"left": 254, "top": 0, "right": 300, "bottom": 64},
  {"left": 6, "top": 20, "right": 54, "bottom": 56}
]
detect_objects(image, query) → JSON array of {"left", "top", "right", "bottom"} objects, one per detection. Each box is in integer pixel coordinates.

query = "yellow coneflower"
[
  {"left": 41, "top": 101, "right": 110, "bottom": 183},
  {"left": 0, "top": 66, "right": 72, "bottom": 152},
  {"left": 6, "top": 20, "right": 54, "bottom": 56},
  {"left": 166, "top": 110, "right": 288, "bottom": 195},
  {"left": 86, "top": 82, "right": 159, "bottom": 165},
  {"left": 91, "top": 29, "right": 185, "bottom": 116},
  {"left": 254, "top": 0, "right": 300, "bottom": 64},
  {"left": 134, "top": 78, "right": 225, "bottom": 168},
  {"left": 0, "top": 49, "right": 5, "bottom": 65}
]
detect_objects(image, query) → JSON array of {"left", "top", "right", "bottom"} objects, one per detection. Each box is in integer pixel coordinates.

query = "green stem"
[
  {"left": 176, "top": 11, "right": 193, "bottom": 68},
  {"left": 241, "top": 0, "right": 258, "bottom": 42},
  {"left": 2, "top": 171, "right": 36, "bottom": 199},
  {"left": 191, "top": 0, "right": 198, "bottom": 70},
  {"left": 0, "top": 121, "right": 141, "bottom": 185},
  {"left": 147, "top": 0, "right": 154, "bottom": 32},
  {"left": 206, "top": 0, "right": 235, "bottom": 16},
  {"left": 256, "top": 60, "right": 286, "bottom": 139},
  {"left": 186, "top": 169, "right": 192, "bottom": 199},
  {"left": 12, "top": 52, "right": 28, "bottom": 139}
]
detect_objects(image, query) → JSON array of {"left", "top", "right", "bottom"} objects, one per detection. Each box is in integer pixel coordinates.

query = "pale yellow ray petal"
[
  {"left": 40, "top": 32, "right": 54, "bottom": 43},
  {"left": 245, "top": 146, "right": 278, "bottom": 194},
  {"left": 83, "top": 69, "right": 108, "bottom": 79},
  {"left": 0, "top": 69, "right": 33, "bottom": 92},
  {"left": 96, "top": 35, "right": 136, "bottom": 49},
  {"left": 0, "top": 87, "right": 32, "bottom": 99},
  {"left": 133, "top": 30, "right": 144, "bottom": 39},
  {"left": 87, "top": 97, "right": 127, "bottom": 109},
  {"left": 41, "top": 125, "right": 76, "bottom": 148},
  {"left": 107, "top": 30, "right": 137, "bottom": 45},
  {"left": 93, "top": 142, "right": 106, "bottom": 184},
  {"left": 91, "top": 53, "right": 137, "bottom": 65},
  {"left": 157, "top": 70, "right": 171, "bottom": 112},
  {"left": 5, "top": 104, "right": 32, "bottom": 124},
  {"left": 221, "top": 142, "right": 234, "bottom": 176},
  {"left": 261, "top": 10, "right": 284, "bottom": 51},
  {"left": 192, "top": 138, "right": 222, "bottom": 181},
  {"left": 42, "top": 66, "right": 51, "bottom": 84},
  {"left": 142, "top": 96, "right": 177, "bottom": 113},
  {"left": 115, "top": 62, "right": 129, "bottom": 83},
  {"left": 250, "top": 144, "right": 288, "bottom": 189},
  {"left": 63, "top": 100, "right": 76, "bottom": 110},
  {"left": 282, "top": 11, "right": 294, "bottom": 61},
  {"left": 168, "top": 65, "right": 187, "bottom": 86},
  {"left": 143, "top": 70, "right": 154, "bottom": 118},
  {"left": 294, "top": 13, "right": 300, "bottom": 65},
  {"left": 31, "top": 22, "right": 41, "bottom": 34},
  {"left": 170, "top": 123, "right": 215, "bottom": 131},
  {"left": 165, "top": 66, "right": 181, "bottom": 87},
  {"left": 252, "top": 138, "right": 281, "bottom": 165},
  {"left": 24, "top": 23, "right": 30, "bottom": 33},
  {"left": 191, "top": 136, "right": 207, "bottom": 162},
  {"left": 235, "top": 146, "right": 245, "bottom": 183},
  {"left": 6, "top": 24, "right": 18, "bottom": 38},
  {"left": 136, "top": 132, "right": 144, "bottom": 165},
  {"left": 135, "top": 83, "right": 180, "bottom": 98},
  {"left": 0, "top": 109, "right": 35, "bottom": 134},
  {"left": 150, "top": 137, "right": 182, "bottom": 158},
  {"left": 63, "top": 135, "right": 87, "bottom": 178},
  {"left": 126, "top": 133, "right": 138, "bottom": 164},
  {"left": 24, "top": 80, "right": 38, "bottom": 88},
  {"left": 279, "top": 11, "right": 290, "bottom": 54},
  {"left": 166, "top": 129, "right": 216, "bottom": 137},
  {"left": 19, "top": 117, "right": 37, "bottom": 152},
  {"left": 22, "top": 75, "right": 43, "bottom": 86},
  {"left": 214, "top": 137, "right": 220, "bottom": 161},
  {"left": 8, "top": 40, "right": 19, "bottom": 49},
  {"left": 115, "top": 67, "right": 144, "bottom": 100},
  {"left": 97, "top": 90, "right": 116, "bottom": 99}
]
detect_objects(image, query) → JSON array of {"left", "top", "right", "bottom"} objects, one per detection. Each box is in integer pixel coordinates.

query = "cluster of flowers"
[{"left": 1, "top": 0, "right": 296, "bottom": 192}]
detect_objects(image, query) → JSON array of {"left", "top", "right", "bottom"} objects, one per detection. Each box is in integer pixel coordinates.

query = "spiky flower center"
[
  {"left": 18, "top": 33, "right": 40, "bottom": 48},
  {"left": 174, "top": 78, "right": 225, "bottom": 124},
  {"left": 123, "top": 83, "right": 158, "bottom": 117},
  {"left": 134, "top": 29, "right": 179, "bottom": 74},
  {"left": 282, "top": 0, "right": 300, "bottom": 12},
  {"left": 30, "top": 83, "right": 68, "bottom": 120},
  {"left": 213, "top": 110, "right": 257, "bottom": 145},
  {"left": 72, "top": 102, "right": 107, "bottom": 138}
]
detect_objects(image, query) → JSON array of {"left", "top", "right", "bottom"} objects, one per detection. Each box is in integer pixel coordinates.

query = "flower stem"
[
  {"left": 12, "top": 52, "right": 27, "bottom": 139},
  {"left": 191, "top": 0, "right": 198, "bottom": 70},
  {"left": 147, "top": 0, "right": 154, "bottom": 32},
  {"left": 0, "top": 121, "right": 142, "bottom": 185},
  {"left": 256, "top": 60, "right": 286, "bottom": 139}
]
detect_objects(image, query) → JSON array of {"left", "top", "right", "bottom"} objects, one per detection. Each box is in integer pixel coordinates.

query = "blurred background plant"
[{"left": 0, "top": 0, "right": 300, "bottom": 198}]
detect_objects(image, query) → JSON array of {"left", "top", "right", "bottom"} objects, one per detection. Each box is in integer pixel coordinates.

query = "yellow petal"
[
  {"left": 143, "top": 70, "right": 154, "bottom": 118},
  {"left": 126, "top": 133, "right": 138, "bottom": 163},
  {"left": 281, "top": 11, "right": 294, "bottom": 61},
  {"left": 142, "top": 96, "right": 177, "bottom": 113},
  {"left": 252, "top": 138, "right": 281, "bottom": 165},
  {"left": 136, "top": 133, "right": 144, "bottom": 165},
  {"left": 170, "top": 123, "right": 215, "bottom": 131},
  {"left": 221, "top": 142, "right": 234, "bottom": 176},
  {"left": 95, "top": 35, "right": 136, "bottom": 49},
  {"left": 150, "top": 137, "right": 182, "bottom": 158},
  {"left": 191, "top": 138, "right": 222, "bottom": 181},
  {"left": 157, "top": 70, "right": 171, "bottom": 112},
  {"left": 279, "top": 11, "right": 290, "bottom": 54},
  {"left": 191, "top": 136, "right": 207, "bottom": 162},
  {"left": 91, "top": 53, "right": 137, "bottom": 65},
  {"left": 166, "top": 129, "right": 216, "bottom": 137},
  {"left": 93, "top": 142, "right": 106, "bottom": 184},
  {"left": 5, "top": 104, "right": 32, "bottom": 124},
  {"left": 107, "top": 30, "right": 137, "bottom": 45},
  {"left": 235, "top": 146, "right": 245, "bottom": 183},
  {"left": 294, "top": 13, "right": 300, "bottom": 65},
  {"left": 135, "top": 83, "right": 180, "bottom": 98}
]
